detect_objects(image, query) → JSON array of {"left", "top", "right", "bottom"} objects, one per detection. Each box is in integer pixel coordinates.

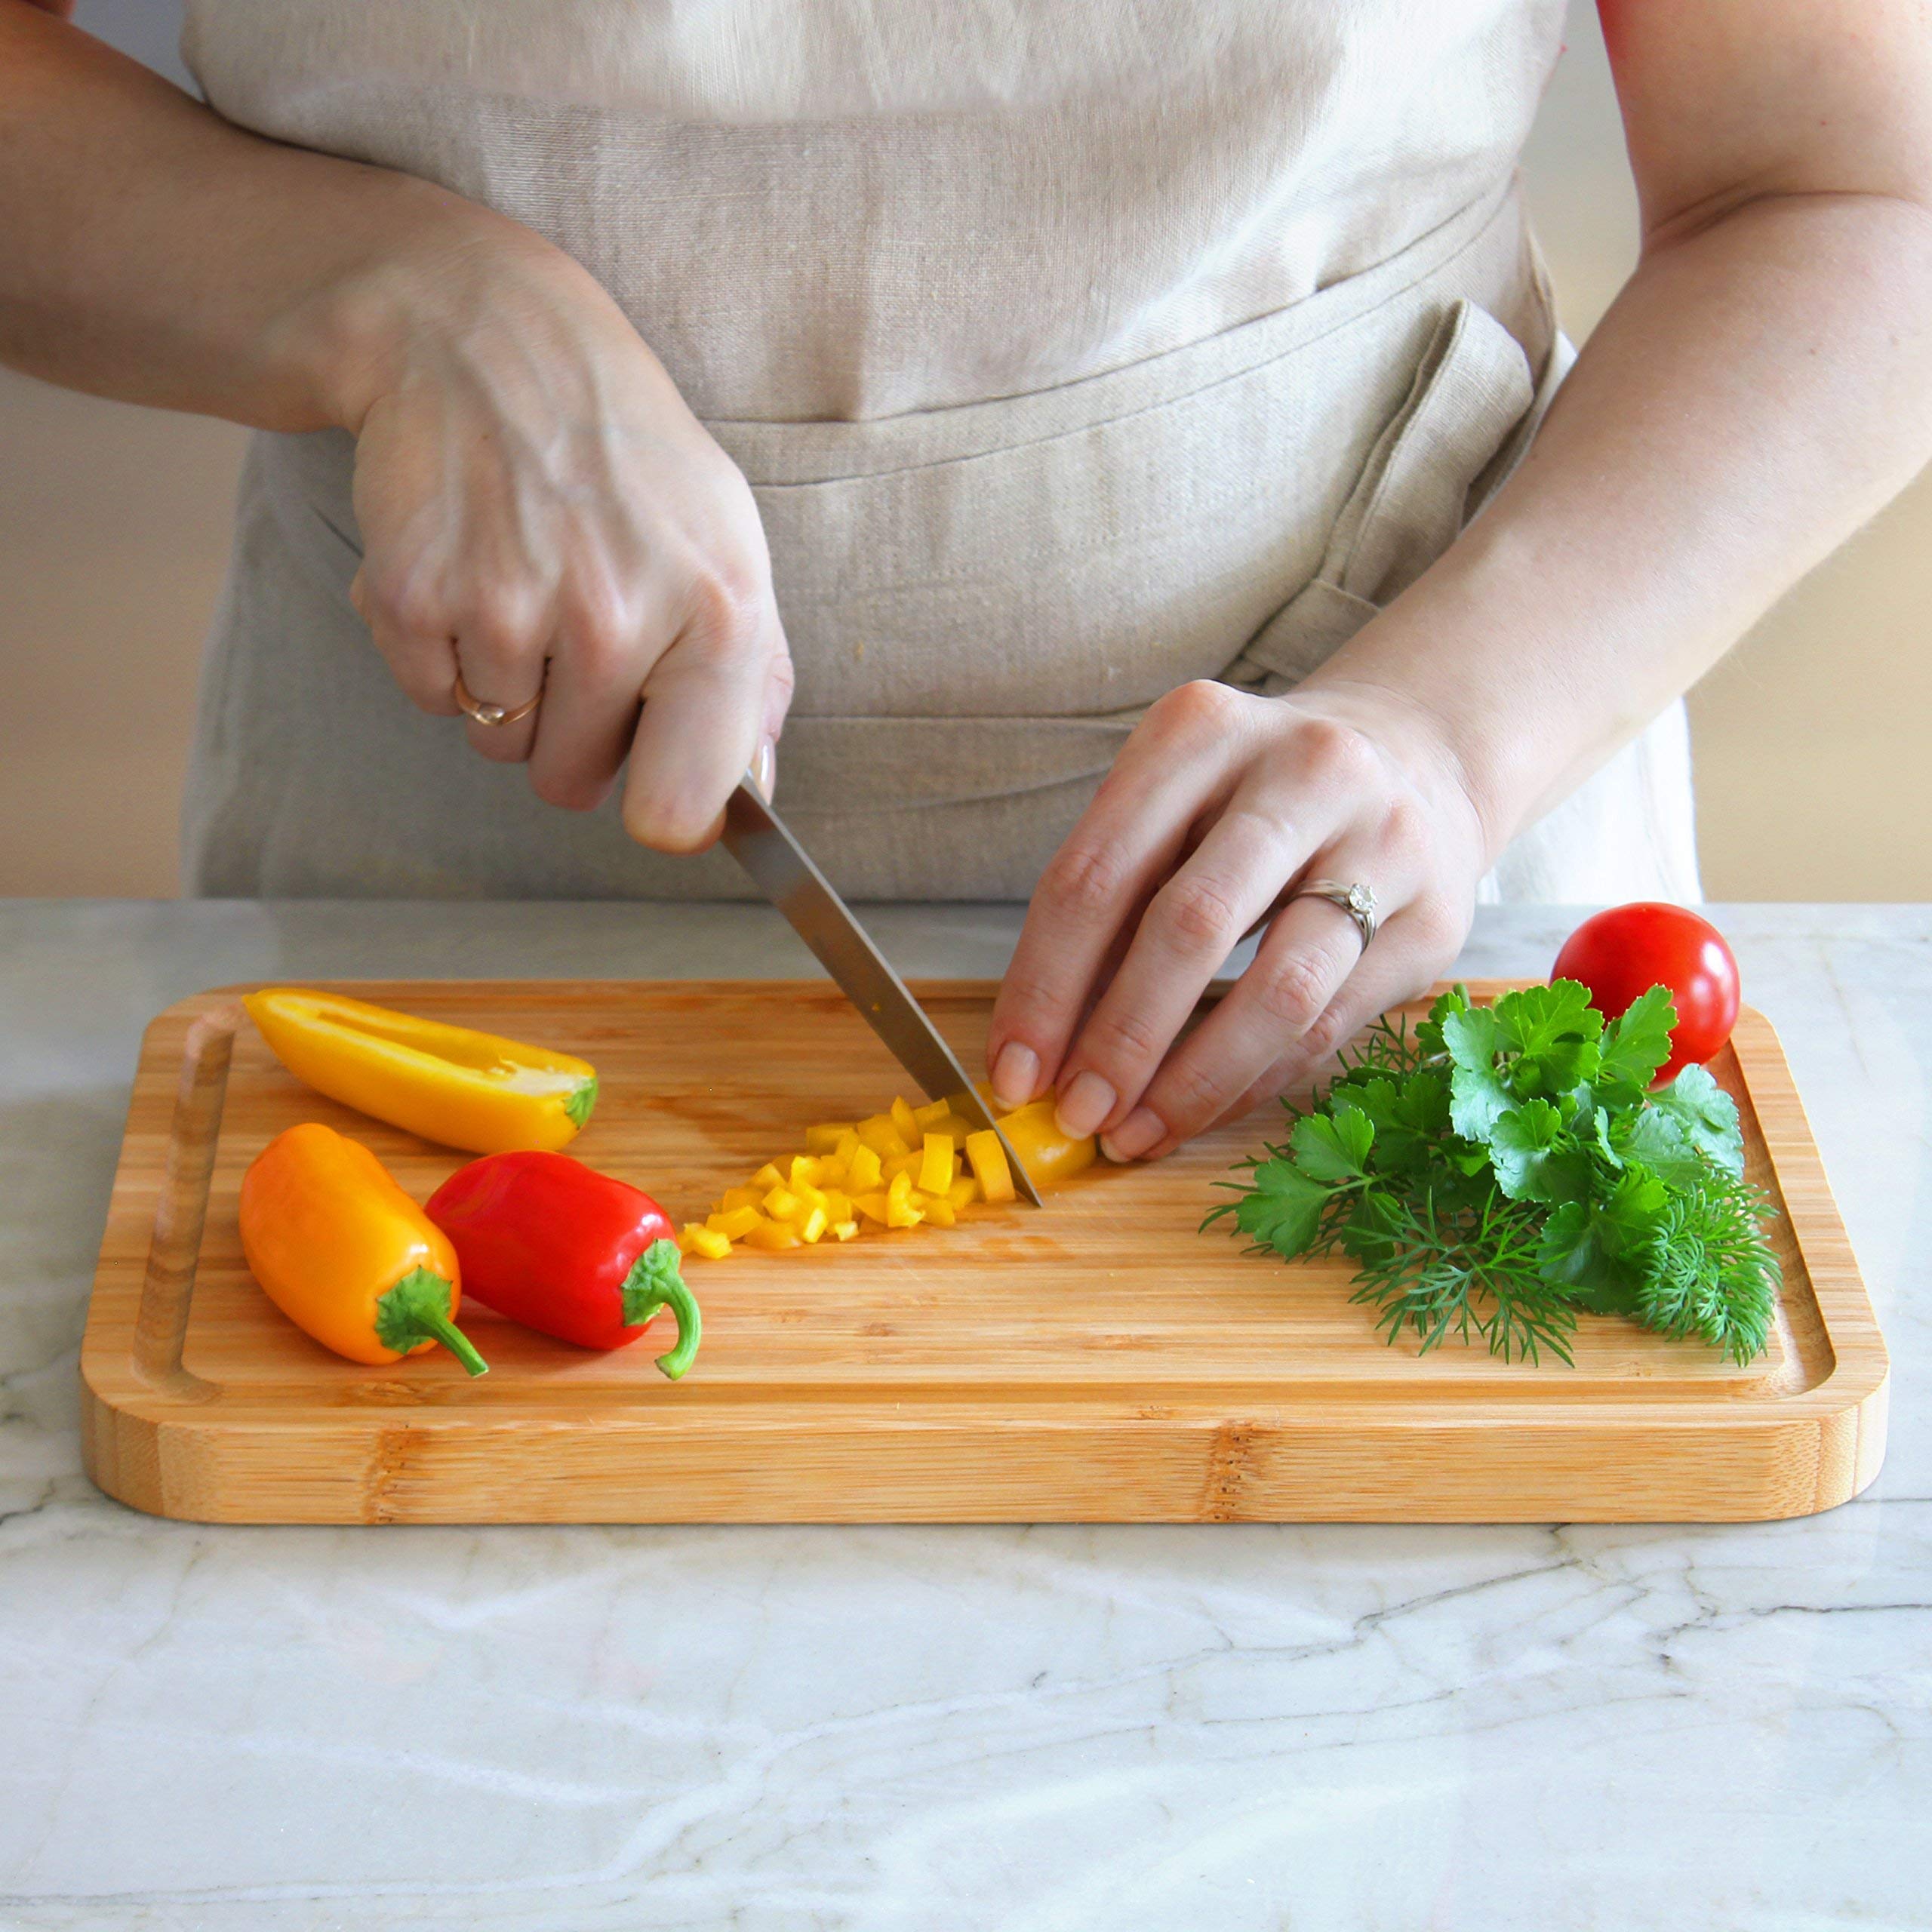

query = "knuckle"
[
  {"left": 1295, "top": 715, "right": 1375, "bottom": 788},
  {"left": 1040, "top": 841, "right": 1128, "bottom": 922},
  {"left": 684, "top": 566, "right": 768, "bottom": 654},
  {"left": 1377, "top": 792, "right": 1426, "bottom": 863},
  {"left": 1149, "top": 1057, "right": 1230, "bottom": 1132},
  {"left": 1082, "top": 1000, "right": 1167, "bottom": 1072},
  {"left": 1252, "top": 949, "right": 1333, "bottom": 1032},
  {"left": 1153, "top": 873, "right": 1244, "bottom": 953},
  {"left": 1300, "top": 1003, "right": 1355, "bottom": 1065},
  {"left": 1149, "top": 678, "right": 1242, "bottom": 745},
  {"left": 530, "top": 764, "right": 612, "bottom": 813},
  {"left": 457, "top": 584, "right": 547, "bottom": 662}
]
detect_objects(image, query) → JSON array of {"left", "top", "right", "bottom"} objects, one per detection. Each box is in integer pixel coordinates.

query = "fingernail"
[
  {"left": 1054, "top": 1070, "right": 1117, "bottom": 1140},
  {"left": 991, "top": 1041, "right": 1040, "bottom": 1112},
  {"left": 1100, "top": 1107, "right": 1164, "bottom": 1162},
  {"left": 753, "top": 739, "right": 777, "bottom": 800}
]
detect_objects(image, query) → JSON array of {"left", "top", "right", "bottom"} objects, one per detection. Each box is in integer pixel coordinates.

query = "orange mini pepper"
[
  {"left": 238, "top": 1121, "right": 488, "bottom": 1375},
  {"left": 243, "top": 988, "right": 598, "bottom": 1155}
]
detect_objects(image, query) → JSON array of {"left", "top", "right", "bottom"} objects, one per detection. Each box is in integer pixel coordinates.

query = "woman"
[{"left": 4, "top": 1, "right": 1928, "bottom": 1162}]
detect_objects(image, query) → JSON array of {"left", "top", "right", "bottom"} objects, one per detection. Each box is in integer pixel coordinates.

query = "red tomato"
[{"left": 1552, "top": 903, "right": 1740, "bottom": 1082}]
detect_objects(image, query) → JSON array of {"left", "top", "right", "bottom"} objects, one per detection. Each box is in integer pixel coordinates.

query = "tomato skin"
[{"left": 1552, "top": 903, "right": 1741, "bottom": 1082}]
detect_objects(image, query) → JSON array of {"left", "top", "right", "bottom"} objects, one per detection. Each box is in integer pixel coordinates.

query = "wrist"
[{"left": 266, "top": 185, "right": 577, "bottom": 433}]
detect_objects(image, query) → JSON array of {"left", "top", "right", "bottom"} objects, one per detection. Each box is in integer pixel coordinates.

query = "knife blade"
[{"left": 719, "top": 778, "right": 1042, "bottom": 1207}]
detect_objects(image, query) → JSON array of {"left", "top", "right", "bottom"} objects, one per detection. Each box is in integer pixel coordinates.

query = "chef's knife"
[{"left": 720, "top": 778, "right": 1042, "bottom": 1207}]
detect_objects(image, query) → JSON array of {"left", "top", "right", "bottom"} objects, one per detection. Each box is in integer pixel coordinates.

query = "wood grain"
[{"left": 78, "top": 980, "right": 1888, "bottom": 1523}]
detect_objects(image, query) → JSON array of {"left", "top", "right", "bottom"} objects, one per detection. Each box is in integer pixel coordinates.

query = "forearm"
[
  {"left": 1306, "top": 187, "right": 1932, "bottom": 852},
  {"left": 0, "top": 2, "right": 543, "bottom": 429}
]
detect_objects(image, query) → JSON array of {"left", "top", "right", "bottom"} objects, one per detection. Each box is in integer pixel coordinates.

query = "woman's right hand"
[{"left": 326, "top": 226, "right": 792, "bottom": 848}]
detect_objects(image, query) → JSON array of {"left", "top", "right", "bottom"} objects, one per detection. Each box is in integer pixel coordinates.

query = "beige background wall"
[{"left": 2, "top": 2, "right": 1927, "bottom": 900}]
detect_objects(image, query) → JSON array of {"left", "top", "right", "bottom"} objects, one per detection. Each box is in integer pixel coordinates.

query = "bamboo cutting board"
[{"left": 79, "top": 979, "right": 1887, "bottom": 1524}]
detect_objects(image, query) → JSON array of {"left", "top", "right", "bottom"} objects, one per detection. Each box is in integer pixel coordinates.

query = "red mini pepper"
[{"left": 425, "top": 1152, "right": 702, "bottom": 1379}]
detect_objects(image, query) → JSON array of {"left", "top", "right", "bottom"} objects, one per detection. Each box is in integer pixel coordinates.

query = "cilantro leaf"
[
  {"left": 1615, "top": 1107, "right": 1706, "bottom": 1191},
  {"left": 1231, "top": 1159, "right": 1331, "bottom": 1257},
  {"left": 1489, "top": 1100, "right": 1593, "bottom": 1205},
  {"left": 1491, "top": 980, "right": 1604, "bottom": 1095},
  {"left": 1597, "top": 986, "right": 1677, "bottom": 1097},
  {"left": 1537, "top": 1167, "right": 1669, "bottom": 1300},
  {"left": 1650, "top": 1064, "right": 1745, "bottom": 1176},
  {"left": 1291, "top": 1108, "right": 1375, "bottom": 1182}
]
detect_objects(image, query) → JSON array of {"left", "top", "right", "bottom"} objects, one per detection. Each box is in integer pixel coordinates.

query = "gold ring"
[{"left": 453, "top": 668, "right": 541, "bottom": 728}]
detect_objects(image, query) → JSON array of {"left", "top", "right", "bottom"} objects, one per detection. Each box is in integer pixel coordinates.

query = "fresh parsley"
[{"left": 1204, "top": 981, "right": 1780, "bottom": 1365}]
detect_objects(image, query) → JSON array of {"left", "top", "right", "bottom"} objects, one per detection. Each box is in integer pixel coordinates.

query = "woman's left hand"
[{"left": 985, "top": 677, "right": 1495, "bottom": 1161}]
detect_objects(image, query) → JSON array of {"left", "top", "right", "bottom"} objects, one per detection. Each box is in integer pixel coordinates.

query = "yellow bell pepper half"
[{"left": 244, "top": 988, "right": 599, "bottom": 1155}]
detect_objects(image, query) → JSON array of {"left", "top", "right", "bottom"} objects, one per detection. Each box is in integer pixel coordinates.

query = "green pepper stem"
[
  {"left": 374, "top": 1266, "right": 491, "bottom": 1377},
  {"left": 414, "top": 1307, "right": 491, "bottom": 1377},
  {"left": 619, "top": 1238, "right": 703, "bottom": 1381},
  {"left": 648, "top": 1273, "right": 703, "bottom": 1382}
]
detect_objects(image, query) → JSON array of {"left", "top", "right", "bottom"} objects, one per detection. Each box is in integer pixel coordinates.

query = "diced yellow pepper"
[
  {"left": 798, "top": 1205, "right": 829, "bottom": 1244},
  {"left": 762, "top": 1185, "right": 801, "bottom": 1221},
  {"left": 884, "top": 1149, "right": 925, "bottom": 1181},
  {"left": 743, "top": 1219, "right": 801, "bottom": 1251},
  {"left": 707, "top": 1205, "right": 764, "bottom": 1241},
  {"left": 831, "top": 1219, "right": 860, "bottom": 1242},
  {"left": 921, "top": 1194, "right": 957, "bottom": 1228},
  {"left": 912, "top": 1098, "right": 954, "bottom": 1128},
  {"left": 856, "top": 1115, "right": 911, "bottom": 1158},
  {"left": 833, "top": 1128, "right": 863, "bottom": 1165},
  {"left": 681, "top": 1222, "right": 733, "bottom": 1260},
  {"left": 804, "top": 1121, "right": 852, "bottom": 1153},
  {"left": 719, "top": 1185, "right": 765, "bottom": 1213},
  {"left": 948, "top": 1174, "right": 982, "bottom": 1210},
  {"left": 884, "top": 1169, "right": 924, "bottom": 1227},
  {"left": 918, "top": 1133, "right": 955, "bottom": 1195},
  {"left": 890, "top": 1097, "right": 924, "bottom": 1146},
  {"left": 816, "top": 1155, "right": 849, "bottom": 1188},
  {"left": 854, "top": 1189, "right": 893, "bottom": 1225},
  {"left": 847, "top": 1143, "right": 884, "bottom": 1192},
  {"left": 820, "top": 1189, "right": 854, "bottom": 1223},
  {"left": 751, "top": 1162, "right": 786, "bottom": 1190},
  {"left": 788, "top": 1184, "right": 828, "bottom": 1223},
  {"left": 964, "top": 1129, "right": 1017, "bottom": 1204}
]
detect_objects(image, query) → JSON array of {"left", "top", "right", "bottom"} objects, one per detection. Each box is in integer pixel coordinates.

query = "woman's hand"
[
  {"left": 986, "top": 678, "right": 1494, "bottom": 1161},
  {"left": 334, "top": 232, "right": 791, "bottom": 848}
]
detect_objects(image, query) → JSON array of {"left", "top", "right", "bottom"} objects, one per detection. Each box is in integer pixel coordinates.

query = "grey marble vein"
[{"left": 0, "top": 900, "right": 1926, "bottom": 1930}]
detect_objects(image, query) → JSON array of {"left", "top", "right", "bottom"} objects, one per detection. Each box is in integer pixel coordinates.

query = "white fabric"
[{"left": 177, "top": 1, "right": 1701, "bottom": 906}]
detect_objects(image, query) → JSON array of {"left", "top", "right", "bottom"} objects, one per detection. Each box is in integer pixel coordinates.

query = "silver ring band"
[{"left": 1293, "top": 878, "right": 1377, "bottom": 952}]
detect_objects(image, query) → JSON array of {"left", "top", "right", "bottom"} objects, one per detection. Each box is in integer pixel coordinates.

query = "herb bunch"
[{"left": 1204, "top": 981, "right": 1780, "bottom": 1365}]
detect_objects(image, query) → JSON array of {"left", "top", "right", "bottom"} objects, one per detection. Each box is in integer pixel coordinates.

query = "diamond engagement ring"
[
  {"left": 453, "top": 669, "right": 543, "bottom": 728},
  {"left": 1294, "top": 878, "right": 1378, "bottom": 952}
]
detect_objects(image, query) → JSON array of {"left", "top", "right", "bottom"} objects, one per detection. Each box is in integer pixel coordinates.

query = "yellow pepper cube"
[
  {"left": 831, "top": 1218, "right": 860, "bottom": 1242},
  {"left": 751, "top": 1162, "right": 786, "bottom": 1190},
  {"left": 707, "top": 1205, "right": 764, "bottom": 1241},
  {"left": 719, "top": 1185, "right": 766, "bottom": 1214},
  {"left": 912, "top": 1098, "right": 954, "bottom": 1129},
  {"left": 788, "top": 1184, "right": 829, "bottom": 1224},
  {"left": 788, "top": 1155, "right": 823, "bottom": 1189},
  {"left": 815, "top": 1155, "right": 849, "bottom": 1188},
  {"left": 884, "top": 1149, "right": 924, "bottom": 1181},
  {"left": 820, "top": 1189, "right": 854, "bottom": 1223},
  {"left": 847, "top": 1143, "right": 884, "bottom": 1192},
  {"left": 804, "top": 1122, "right": 853, "bottom": 1154},
  {"left": 857, "top": 1115, "right": 911, "bottom": 1158},
  {"left": 921, "top": 1195, "right": 957, "bottom": 1228},
  {"left": 854, "top": 1189, "right": 893, "bottom": 1225},
  {"left": 833, "top": 1129, "right": 863, "bottom": 1164},
  {"left": 762, "top": 1185, "right": 801, "bottom": 1221},
  {"left": 884, "top": 1170, "right": 925, "bottom": 1227},
  {"left": 681, "top": 1222, "right": 733, "bottom": 1260},
  {"left": 918, "top": 1133, "right": 955, "bottom": 1196},
  {"left": 948, "top": 1174, "right": 982, "bottom": 1210},
  {"left": 743, "top": 1218, "right": 801, "bottom": 1251},
  {"left": 890, "top": 1097, "right": 924, "bottom": 1146},
  {"left": 797, "top": 1205, "right": 829, "bottom": 1244},
  {"left": 964, "top": 1129, "right": 1017, "bottom": 1204}
]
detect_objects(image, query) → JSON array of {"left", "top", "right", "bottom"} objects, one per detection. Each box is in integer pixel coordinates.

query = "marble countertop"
[{"left": 2, "top": 899, "right": 1926, "bottom": 1930}]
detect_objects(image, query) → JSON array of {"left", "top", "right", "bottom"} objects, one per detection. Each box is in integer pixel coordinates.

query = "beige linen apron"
[{"left": 179, "top": 0, "right": 1700, "bottom": 903}]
